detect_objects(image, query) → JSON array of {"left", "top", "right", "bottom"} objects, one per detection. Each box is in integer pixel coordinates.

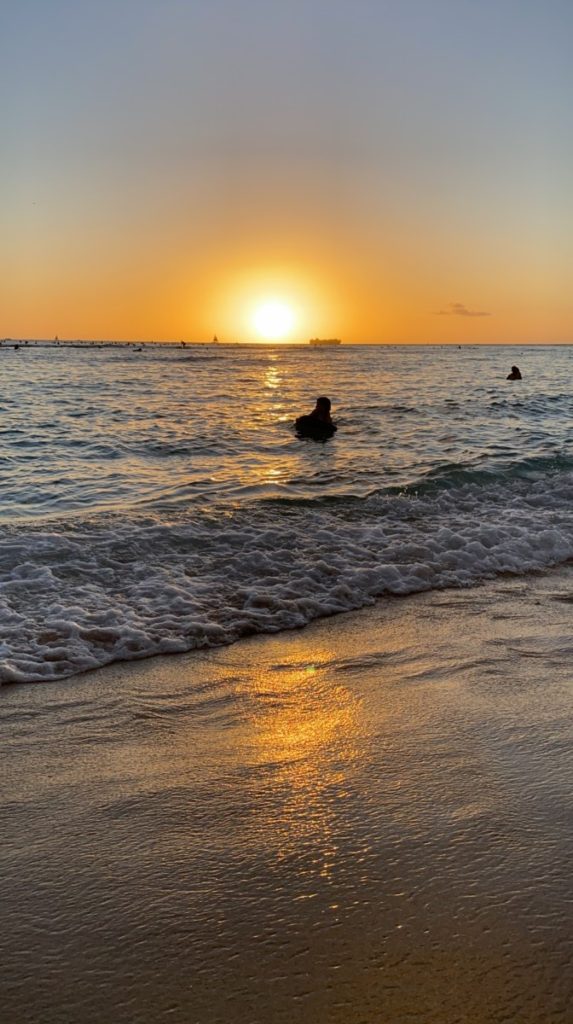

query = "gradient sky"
[{"left": 2, "top": 0, "right": 572, "bottom": 343}]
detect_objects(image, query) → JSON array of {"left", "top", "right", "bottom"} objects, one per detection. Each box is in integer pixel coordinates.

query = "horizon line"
[{"left": 2, "top": 339, "right": 573, "bottom": 348}]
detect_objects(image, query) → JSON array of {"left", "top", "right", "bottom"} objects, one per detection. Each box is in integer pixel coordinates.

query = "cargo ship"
[{"left": 308, "top": 338, "right": 342, "bottom": 346}]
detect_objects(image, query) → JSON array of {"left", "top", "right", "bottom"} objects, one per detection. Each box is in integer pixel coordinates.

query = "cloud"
[{"left": 435, "top": 302, "right": 491, "bottom": 317}]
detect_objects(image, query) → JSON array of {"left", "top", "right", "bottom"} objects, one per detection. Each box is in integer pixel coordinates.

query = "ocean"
[
  {"left": 1, "top": 342, "right": 572, "bottom": 684},
  {"left": 3, "top": 341, "right": 573, "bottom": 1024}
]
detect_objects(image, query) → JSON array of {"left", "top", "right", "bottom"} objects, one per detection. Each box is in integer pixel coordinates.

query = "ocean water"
[{"left": 1, "top": 342, "right": 572, "bottom": 683}]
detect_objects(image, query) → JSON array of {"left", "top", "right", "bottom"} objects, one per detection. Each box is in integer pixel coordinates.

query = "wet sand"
[{"left": 2, "top": 568, "right": 573, "bottom": 1023}]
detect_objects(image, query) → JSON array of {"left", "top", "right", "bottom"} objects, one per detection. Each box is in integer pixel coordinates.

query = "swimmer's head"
[{"left": 316, "top": 396, "right": 331, "bottom": 412}]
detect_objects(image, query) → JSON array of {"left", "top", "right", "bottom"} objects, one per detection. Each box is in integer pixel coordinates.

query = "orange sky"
[{"left": 2, "top": 2, "right": 572, "bottom": 344}]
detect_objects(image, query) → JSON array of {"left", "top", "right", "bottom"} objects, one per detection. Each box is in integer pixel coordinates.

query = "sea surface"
[{"left": 1, "top": 342, "right": 572, "bottom": 683}]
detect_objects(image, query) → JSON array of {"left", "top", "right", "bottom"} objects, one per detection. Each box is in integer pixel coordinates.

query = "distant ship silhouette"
[{"left": 309, "top": 338, "right": 342, "bottom": 346}]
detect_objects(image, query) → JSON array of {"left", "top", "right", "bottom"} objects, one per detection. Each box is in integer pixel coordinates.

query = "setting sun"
[{"left": 252, "top": 300, "right": 296, "bottom": 341}]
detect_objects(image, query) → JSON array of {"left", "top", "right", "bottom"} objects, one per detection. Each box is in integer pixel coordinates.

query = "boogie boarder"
[{"left": 295, "top": 397, "right": 337, "bottom": 439}]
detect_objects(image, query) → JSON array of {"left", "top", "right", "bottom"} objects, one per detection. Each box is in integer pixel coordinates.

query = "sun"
[{"left": 252, "top": 300, "right": 296, "bottom": 341}]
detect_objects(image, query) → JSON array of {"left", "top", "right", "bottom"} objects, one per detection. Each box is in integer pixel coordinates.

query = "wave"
[
  {"left": 262, "top": 452, "right": 573, "bottom": 506},
  {"left": 1, "top": 466, "right": 572, "bottom": 684},
  {"left": 394, "top": 452, "right": 573, "bottom": 495},
  {"left": 174, "top": 354, "right": 226, "bottom": 362}
]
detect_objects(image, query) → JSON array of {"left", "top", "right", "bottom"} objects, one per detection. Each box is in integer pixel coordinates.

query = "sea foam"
[{"left": 1, "top": 471, "right": 572, "bottom": 683}]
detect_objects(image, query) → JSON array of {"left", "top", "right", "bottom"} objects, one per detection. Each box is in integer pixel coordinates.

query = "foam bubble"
[{"left": 1, "top": 471, "right": 572, "bottom": 684}]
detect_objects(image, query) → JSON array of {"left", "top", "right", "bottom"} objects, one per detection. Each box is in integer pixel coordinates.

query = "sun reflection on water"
[{"left": 264, "top": 365, "right": 281, "bottom": 390}]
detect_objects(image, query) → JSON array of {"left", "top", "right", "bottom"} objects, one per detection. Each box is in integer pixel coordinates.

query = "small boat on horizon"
[{"left": 308, "top": 338, "right": 342, "bottom": 346}]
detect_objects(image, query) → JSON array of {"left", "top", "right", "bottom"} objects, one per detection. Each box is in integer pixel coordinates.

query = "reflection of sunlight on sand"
[
  {"left": 5, "top": 574, "right": 573, "bottom": 1022},
  {"left": 245, "top": 652, "right": 362, "bottom": 884}
]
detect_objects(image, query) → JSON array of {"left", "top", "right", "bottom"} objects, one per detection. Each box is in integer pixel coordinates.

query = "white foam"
[{"left": 1, "top": 474, "right": 572, "bottom": 683}]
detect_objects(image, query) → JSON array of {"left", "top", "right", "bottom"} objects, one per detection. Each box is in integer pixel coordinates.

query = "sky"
[{"left": 1, "top": 0, "right": 572, "bottom": 343}]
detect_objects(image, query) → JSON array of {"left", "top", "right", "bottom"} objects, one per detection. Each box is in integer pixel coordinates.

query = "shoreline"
[{"left": 2, "top": 565, "right": 573, "bottom": 1022}]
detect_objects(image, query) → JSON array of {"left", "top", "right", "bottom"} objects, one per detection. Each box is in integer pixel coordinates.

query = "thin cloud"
[{"left": 435, "top": 302, "right": 491, "bottom": 318}]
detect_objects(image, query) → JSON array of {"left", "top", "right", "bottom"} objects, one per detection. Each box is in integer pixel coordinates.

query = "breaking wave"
[{"left": 1, "top": 467, "right": 572, "bottom": 683}]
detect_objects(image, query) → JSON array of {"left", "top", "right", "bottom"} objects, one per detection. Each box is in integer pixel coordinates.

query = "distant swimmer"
[
  {"left": 295, "top": 396, "right": 337, "bottom": 439},
  {"left": 507, "top": 365, "right": 522, "bottom": 380}
]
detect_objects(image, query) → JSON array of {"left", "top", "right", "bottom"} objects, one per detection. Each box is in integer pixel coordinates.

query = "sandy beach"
[
  {"left": 2, "top": 567, "right": 573, "bottom": 1023},
  {"left": 5, "top": 0, "right": 573, "bottom": 1017}
]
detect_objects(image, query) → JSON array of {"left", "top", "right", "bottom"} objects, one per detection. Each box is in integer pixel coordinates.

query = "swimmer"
[
  {"left": 507, "top": 365, "right": 522, "bottom": 380},
  {"left": 295, "top": 396, "right": 337, "bottom": 438},
  {"left": 308, "top": 396, "right": 333, "bottom": 424}
]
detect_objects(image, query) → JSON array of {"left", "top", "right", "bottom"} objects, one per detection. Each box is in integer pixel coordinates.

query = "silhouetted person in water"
[
  {"left": 309, "top": 396, "right": 333, "bottom": 424},
  {"left": 295, "top": 396, "right": 336, "bottom": 438},
  {"left": 507, "top": 365, "right": 522, "bottom": 380}
]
